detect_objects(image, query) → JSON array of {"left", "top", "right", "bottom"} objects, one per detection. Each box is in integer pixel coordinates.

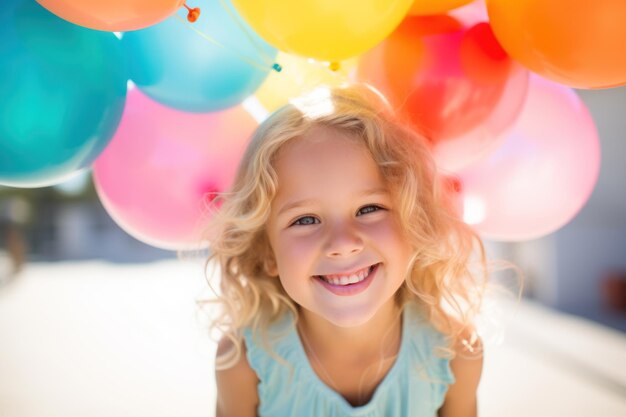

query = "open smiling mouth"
[{"left": 313, "top": 263, "right": 380, "bottom": 296}]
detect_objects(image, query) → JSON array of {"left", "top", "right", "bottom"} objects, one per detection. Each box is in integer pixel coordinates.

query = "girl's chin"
[{"left": 311, "top": 304, "right": 382, "bottom": 329}]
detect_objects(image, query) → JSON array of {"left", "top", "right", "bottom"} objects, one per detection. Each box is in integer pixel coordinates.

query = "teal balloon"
[
  {"left": 0, "top": 0, "right": 127, "bottom": 188},
  {"left": 122, "top": 0, "right": 277, "bottom": 112}
]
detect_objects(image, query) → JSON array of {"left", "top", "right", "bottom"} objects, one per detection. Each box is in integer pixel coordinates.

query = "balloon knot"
[
  {"left": 183, "top": 3, "right": 201, "bottom": 22},
  {"left": 329, "top": 62, "right": 340, "bottom": 71},
  {"left": 272, "top": 63, "right": 282, "bottom": 72}
]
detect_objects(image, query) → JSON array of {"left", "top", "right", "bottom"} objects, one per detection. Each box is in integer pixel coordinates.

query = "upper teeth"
[{"left": 320, "top": 266, "right": 373, "bottom": 286}]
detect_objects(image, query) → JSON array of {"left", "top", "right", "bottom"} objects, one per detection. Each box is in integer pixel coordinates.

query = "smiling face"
[{"left": 265, "top": 126, "right": 414, "bottom": 328}]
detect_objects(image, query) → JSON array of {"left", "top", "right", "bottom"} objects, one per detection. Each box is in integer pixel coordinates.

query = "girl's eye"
[
  {"left": 357, "top": 205, "right": 384, "bottom": 216},
  {"left": 290, "top": 204, "right": 385, "bottom": 226},
  {"left": 291, "top": 216, "right": 319, "bottom": 226}
]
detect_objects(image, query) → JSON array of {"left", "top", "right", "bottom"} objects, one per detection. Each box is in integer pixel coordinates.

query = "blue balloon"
[
  {"left": 122, "top": 0, "right": 277, "bottom": 112},
  {"left": 0, "top": 0, "right": 128, "bottom": 188}
]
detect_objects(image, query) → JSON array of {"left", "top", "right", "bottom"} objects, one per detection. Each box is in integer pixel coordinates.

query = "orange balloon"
[
  {"left": 409, "top": 0, "right": 474, "bottom": 15},
  {"left": 487, "top": 0, "right": 626, "bottom": 89},
  {"left": 36, "top": 0, "right": 184, "bottom": 32}
]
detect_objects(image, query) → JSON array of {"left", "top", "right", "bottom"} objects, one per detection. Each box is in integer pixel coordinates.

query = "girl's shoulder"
[
  {"left": 215, "top": 335, "right": 259, "bottom": 386},
  {"left": 435, "top": 327, "right": 484, "bottom": 417},
  {"left": 214, "top": 336, "right": 260, "bottom": 417}
]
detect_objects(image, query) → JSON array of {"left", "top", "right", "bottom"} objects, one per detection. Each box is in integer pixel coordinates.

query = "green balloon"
[{"left": 0, "top": 0, "right": 128, "bottom": 188}]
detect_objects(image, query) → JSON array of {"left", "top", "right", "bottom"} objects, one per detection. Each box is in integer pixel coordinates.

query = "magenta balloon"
[
  {"left": 92, "top": 88, "right": 257, "bottom": 250},
  {"left": 458, "top": 75, "right": 600, "bottom": 241}
]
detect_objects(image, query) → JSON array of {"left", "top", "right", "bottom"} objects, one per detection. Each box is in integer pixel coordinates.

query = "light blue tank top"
[{"left": 242, "top": 303, "right": 455, "bottom": 417}]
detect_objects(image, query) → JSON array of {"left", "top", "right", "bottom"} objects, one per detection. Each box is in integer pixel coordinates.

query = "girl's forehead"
[
  {"left": 276, "top": 126, "right": 365, "bottom": 160},
  {"left": 271, "top": 135, "right": 387, "bottom": 201},
  {"left": 274, "top": 139, "right": 372, "bottom": 177}
]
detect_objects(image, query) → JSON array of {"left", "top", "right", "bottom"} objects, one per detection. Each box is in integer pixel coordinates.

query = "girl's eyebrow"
[
  {"left": 276, "top": 187, "right": 390, "bottom": 217},
  {"left": 276, "top": 198, "right": 317, "bottom": 218}
]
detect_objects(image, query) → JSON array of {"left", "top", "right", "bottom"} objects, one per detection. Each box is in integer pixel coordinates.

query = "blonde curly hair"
[{"left": 201, "top": 84, "right": 491, "bottom": 370}]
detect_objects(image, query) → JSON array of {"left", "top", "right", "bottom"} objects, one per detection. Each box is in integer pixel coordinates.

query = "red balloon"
[{"left": 356, "top": 11, "right": 528, "bottom": 171}]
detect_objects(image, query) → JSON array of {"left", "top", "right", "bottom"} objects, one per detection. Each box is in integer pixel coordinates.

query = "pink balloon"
[
  {"left": 93, "top": 88, "right": 257, "bottom": 250},
  {"left": 457, "top": 75, "right": 600, "bottom": 241}
]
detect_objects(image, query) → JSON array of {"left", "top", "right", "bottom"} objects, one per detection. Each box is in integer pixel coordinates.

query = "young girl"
[{"left": 203, "top": 84, "right": 488, "bottom": 417}]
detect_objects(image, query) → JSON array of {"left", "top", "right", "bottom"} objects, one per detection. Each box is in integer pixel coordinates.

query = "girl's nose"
[{"left": 324, "top": 223, "right": 364, "bottom": 258}]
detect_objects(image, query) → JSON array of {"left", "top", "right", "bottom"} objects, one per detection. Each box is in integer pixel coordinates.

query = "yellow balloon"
[
  {"left": 255, "top": 53, "right": 358, "bottom": 112},
  {"left": 409, "top": 0, "right": 474, "bottom": 15},
  {"left": 230, "top": 0, "right": 413, "bottom": 62}
]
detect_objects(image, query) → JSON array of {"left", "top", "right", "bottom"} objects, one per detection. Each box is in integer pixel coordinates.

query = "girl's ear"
[
  {"left": 260, "top": 234, "right": 278, "bottom": 276},
  {"left": 264, "top": 257, "right": 278, "bottom": 277}
]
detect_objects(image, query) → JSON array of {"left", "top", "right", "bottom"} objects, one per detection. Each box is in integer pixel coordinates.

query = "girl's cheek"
[
  {"left": 279, "top": 233, "right": 319, "bottom": 256},
  {"left": 368, "top": 218, "right": 402, "bottom": 239}
]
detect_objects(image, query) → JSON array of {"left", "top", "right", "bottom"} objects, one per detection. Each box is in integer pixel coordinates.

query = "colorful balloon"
[
  {"left": 458, "top": 75, "right": 601, "bottom": 241},
  {"left": 122, "top": 3, "right": 277, "bottom": 112},
  {"left": 409, "top": 0, "right": 474, "bottom": 15},
  {"left": 487, "top": 0, "right": 626, "bottom": 89},
  {"left": 357, "top": 12, "right": 528, "bottom": 171},
  {"left": 254, "top": 53, "right": 357, "bottom": 113},
  {"left": 0, "top": 0, "right": 127, "bottom": 188},
  {"left": 432, "top": 53, "right": 528, "bottom": 172},
  {"left": 230, "top": 0, "right": 413, "bottom": 62},
  {"left": 36, "top": 0, "right": 184, "bottom": 32},
  {"left": 92, "top": 88, "right": 256, "bottom": 250}
]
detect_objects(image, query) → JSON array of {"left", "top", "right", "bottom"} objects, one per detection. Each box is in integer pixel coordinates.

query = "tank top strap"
[
  {"left": 402, "top": 303, "right": 456, "bottom": 409},
  {"left": 242, "top": 312, "right": 305, "bottom": 409}
]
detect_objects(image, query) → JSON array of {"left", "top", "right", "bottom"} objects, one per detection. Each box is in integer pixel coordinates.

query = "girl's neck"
[{"left": 296, "top": 299, "right": 403, "bottom": 365}]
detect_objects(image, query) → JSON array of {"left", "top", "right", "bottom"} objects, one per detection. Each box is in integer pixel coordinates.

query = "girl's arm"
[
  {"left": 437, "top": 334, "right": 484, "bottom": 417},
  {"left": 215, "top": 337, "right": 260, "bottom": 417}
]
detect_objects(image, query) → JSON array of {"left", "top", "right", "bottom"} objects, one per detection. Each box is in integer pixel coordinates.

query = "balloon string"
[
  {"left": 218, "top": 0, "right": 335, "bottom": 72},
  {"left": 173, "top": 14, "right": 279, "bottom": 73},
  {"left": 217, "top": 0, "right": 275, "bottom": 67}
]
